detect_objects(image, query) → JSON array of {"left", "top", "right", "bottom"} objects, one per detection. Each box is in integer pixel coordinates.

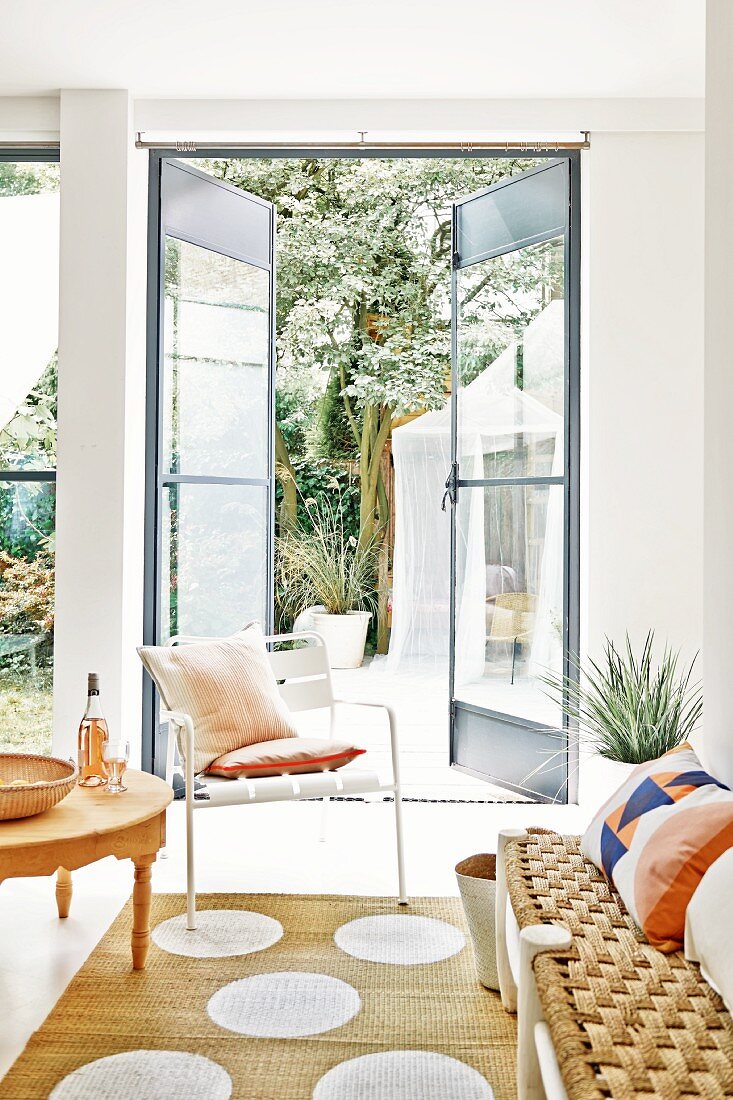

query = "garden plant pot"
[
  {"left": 311, "top": 611, "right": 371, "bottom": 669},
  {"left": 581, "top": 754, "right": 637, "bottom": 810},
  {"left": 455, "top": 853, "right": 499, "bottom": 990}
]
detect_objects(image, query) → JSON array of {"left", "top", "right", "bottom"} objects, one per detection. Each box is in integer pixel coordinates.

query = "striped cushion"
[
  {"left": 138, "top": 625, "right": 298, "bottom": 774},
  {"left": 581, "top": 743, "right": 733, "bottom": 951}
]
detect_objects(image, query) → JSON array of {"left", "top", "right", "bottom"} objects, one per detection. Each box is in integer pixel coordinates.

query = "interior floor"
[
  {"left": 0, "top": 795, "right": 589, "bottom": 1080},
  {"left": 327, "top": 661, "right": 541, "bottom": 801}
]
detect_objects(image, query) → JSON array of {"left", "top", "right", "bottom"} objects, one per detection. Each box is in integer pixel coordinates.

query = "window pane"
[
  {"left": 0, "top": 481, "right": 55, "bottom": 754},
  {"left": 456, "top": 161, "right": 567, "bottom": 264},
  {"left": 162, "top": 237, "right": 270, "bottom": 478},
  {"left": 457, "top": 237, "right": 564, "bottom": 478},
  {"left": 161, "top": 482, "right": 268, "bottom": 641},
  {"left": 0, "top": 162, "right": 59, "bottom": 472},
  {"left": 454, "top": 482, "right": 563, "bottom": 726}
]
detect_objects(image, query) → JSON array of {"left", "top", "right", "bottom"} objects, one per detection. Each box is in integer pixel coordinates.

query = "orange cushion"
[{"left": 206, "top": 737, "right": 366, "bottom": 779}]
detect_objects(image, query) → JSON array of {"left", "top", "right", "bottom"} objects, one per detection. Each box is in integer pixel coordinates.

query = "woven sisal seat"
[{"left": 504, "top": 830, "right": 733, "bottom": 1100}]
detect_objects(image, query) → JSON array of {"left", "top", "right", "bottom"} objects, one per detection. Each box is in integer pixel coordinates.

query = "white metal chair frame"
[{"left": 161, "top": 630, "right": 407, "bottom": 930}]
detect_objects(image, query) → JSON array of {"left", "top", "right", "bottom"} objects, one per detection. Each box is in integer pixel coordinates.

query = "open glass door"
[
  {"left": 448, "top": 158, "right": 579, "bottom": 802},
  {"left": 144, "top": 160, "right": 276, "bottom": 773}
]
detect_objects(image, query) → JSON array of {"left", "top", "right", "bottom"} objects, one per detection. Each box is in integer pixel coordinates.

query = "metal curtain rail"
[
  {"left": 135, "top": 133, "right": 591, "bottom": 152},
  {"left": 0, "top": 142, "right": 60, "bottom": 151}
]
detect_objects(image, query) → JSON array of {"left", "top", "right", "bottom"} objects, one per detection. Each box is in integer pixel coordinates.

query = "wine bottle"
[{"left": 77, "top": 673, "right": 109, "bottom": 787}]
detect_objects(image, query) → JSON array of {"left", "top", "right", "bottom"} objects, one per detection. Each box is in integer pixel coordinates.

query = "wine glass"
[{"left": 102, "top": 740, "right": 129, "bottom": 793}]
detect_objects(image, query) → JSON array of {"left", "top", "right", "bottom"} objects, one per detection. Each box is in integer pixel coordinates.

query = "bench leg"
[
  {"left": 518, "top": 925, "right": 572, "bottom": 1100},
  {"left": 56, "top": 867, "right": 72, "bottom": 918},
  {"left": 496, "top": 828, "right": 527, "bottom": 1012}
]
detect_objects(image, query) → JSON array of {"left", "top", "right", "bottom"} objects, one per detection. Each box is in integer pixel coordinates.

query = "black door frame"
[
  {"left": 143, "top": 157, "right": 276, "bottom": 774},
  {"left": 142, "top": 147, "right": 580, "bottom": 785},
  {"left": 449, "top": 155, "right": 581, "bottom": 804}
]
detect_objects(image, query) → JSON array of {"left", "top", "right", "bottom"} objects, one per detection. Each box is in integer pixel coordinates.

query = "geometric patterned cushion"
[{"left": 582, "top": 743, "right": 733, "bottom": 951}]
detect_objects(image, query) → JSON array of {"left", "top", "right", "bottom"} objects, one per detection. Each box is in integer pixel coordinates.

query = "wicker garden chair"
[{"left": 486, "top": 591, "right": 537, "bottom": 684}]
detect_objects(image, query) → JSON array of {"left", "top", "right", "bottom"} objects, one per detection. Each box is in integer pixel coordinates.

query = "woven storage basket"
[
  {"left": 456, "top": 853, "right": 499, "bottom": 990},
  {"left": 0, "top": 753, "right": 78, "bottom": 821}
]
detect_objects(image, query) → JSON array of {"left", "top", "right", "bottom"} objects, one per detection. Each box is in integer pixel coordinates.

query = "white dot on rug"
[
  {"left": 49, "top": 1051, "right": 232, "bottom": 1100},
  {"left": 313, "top": 1050, "right": 493, "bottom": 1099},
  {"left": 208, "top": 972, "right": 361, "bottom": 1037},
  {"left": 151, "top": 909, "right": 283, "bottom": 958},
  {"left": 334, "top": 914, "right": 466, "bottom": 964}
]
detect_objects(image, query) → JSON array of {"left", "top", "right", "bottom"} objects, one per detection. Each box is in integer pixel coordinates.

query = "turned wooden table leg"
[
  {"left": 131, "top": 854, "right": 155, "bottom": 970},
  {"left": 56, "top": 867, "right": 72, "bottom": 918}
]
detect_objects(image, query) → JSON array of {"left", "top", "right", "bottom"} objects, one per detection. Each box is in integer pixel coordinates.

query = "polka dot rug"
[{"left": 0, "top": 894, "right": 516, "bottom": 1099}]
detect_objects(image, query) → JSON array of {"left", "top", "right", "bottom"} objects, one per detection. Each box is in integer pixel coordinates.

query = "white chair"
[{"left": 161, "top": 630, "right": 407, "bottom": 930}]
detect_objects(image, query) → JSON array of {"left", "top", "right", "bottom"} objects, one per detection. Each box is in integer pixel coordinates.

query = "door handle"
[{"left": 442, "top": 462, "right": 459, "bottom": 511}]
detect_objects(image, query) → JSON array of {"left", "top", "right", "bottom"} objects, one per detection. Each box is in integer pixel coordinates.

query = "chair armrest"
[{"left": 333, "top": 698, "right": 401, "bottom": 787}]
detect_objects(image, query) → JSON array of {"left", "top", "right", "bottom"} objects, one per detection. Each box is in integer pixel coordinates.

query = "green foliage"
[
  {"left": 0, "top": 356, "right": 57, "bottom": 470},
  {"left": 0, "top": 482, "right": 55, "bottom": 561},
  {"left": 311, "top": 369, "right": 357, "bottom": 460},
  {"left": 0, "top": 551, "right": 55, "bottom": 636},
  {"left": 277, "top": 492, "right": 377, "bottom": 619},
  {"left": 201, "top": 156, "right": 540, "bottom": 429},
  {"left": 289, "top": 459, "right": 360, "bottom": 538},
  {"left": 276, "top": 383, "right": 318, "bottom": 459},
  {"left": 0, "top": 161, "right": 59, "bottom": 197},
  {"left": 542, "top": 632, "right": 703, "bottom": 765}
]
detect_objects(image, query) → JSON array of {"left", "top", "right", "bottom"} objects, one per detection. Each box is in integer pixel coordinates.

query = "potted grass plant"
[
  {"left": 540, "top": 631, "right": 703, "bottom": 797},
  {"left": 277, "top": 495, "right": 377, "bottom": 669}
]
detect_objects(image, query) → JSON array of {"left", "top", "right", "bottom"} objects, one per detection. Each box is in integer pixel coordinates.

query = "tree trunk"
[{"left": 274, "top": 422, "right": 297, "bottom": 534}]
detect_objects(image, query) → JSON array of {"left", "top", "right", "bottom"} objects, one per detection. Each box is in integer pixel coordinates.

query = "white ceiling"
[{"left": 0, "top": 0, "right": 704, "bottom": 101}]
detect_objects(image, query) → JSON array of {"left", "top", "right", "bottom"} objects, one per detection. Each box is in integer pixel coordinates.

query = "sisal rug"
[{"left": 0, "top": 894, "right": 517, "bottom": 1099}]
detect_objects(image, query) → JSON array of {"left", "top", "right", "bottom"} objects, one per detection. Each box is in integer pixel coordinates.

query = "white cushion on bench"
[{"left": 685, "top": 847, "right": 733, "bottom": 1012}]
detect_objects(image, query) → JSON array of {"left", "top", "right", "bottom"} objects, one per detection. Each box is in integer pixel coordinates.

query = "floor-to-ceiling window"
[{"left": 0, "top": 152, "right": 59, "bottom": 754}]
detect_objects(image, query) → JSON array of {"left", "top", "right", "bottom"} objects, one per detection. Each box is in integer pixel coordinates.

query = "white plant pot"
[
  {"left": 311, "top": 611, "right": 371, "bottom": 669},
  {"left": 580, "top": 754, "right": 637, "bottom": 811}
]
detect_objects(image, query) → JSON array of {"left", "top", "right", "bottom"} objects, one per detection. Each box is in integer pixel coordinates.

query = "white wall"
[
  {"left": 703, "top": 1, "right": 733, "bottom": 787},
  {"left": 134, "top": 97, "right": 704, "bottom": 138},
  {"left": 52, "top": 91, "right": 148, "bottom": 763},
  {"left": 579, "top": 130, "right": 705, "bottom": 803},
  {"left": 583, "top": 131, "right": 704, "bottom": 663}
]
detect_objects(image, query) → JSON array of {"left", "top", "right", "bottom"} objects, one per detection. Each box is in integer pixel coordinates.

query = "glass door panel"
[
  {"left": 161, "top": 482, "right": 268, "bottom": 642},
  {"left": 162, "top": 238, "right": 270, "bottom": 479},
  {"left": 145, "top": 160, "right": 276, "bottom": 773},
  {"left": 449, "top": 159, "right": 578, "bottom": 802}
]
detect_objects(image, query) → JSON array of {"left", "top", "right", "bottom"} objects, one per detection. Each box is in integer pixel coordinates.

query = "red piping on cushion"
[{"left": 208, "top": 748, "right": 367, "bottom": 773}]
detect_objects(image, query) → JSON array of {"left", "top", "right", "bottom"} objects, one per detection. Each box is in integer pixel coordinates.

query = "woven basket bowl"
[{"left": 0, "top": 753, "right": 78, "bottom": 821}]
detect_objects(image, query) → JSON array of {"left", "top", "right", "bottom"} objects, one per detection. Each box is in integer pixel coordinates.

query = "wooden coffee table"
[{"left": 0, "top": 769, "right": 172, "bottom": 969}]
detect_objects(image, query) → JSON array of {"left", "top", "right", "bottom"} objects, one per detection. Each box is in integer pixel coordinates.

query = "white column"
[
  {"left": 583, "top": 132, "right": 704, "bottom": 663},
  {"left": 580, "top": 131, "right": 704, "bottom": 807},
  {"left": 53, "top": 91, "right": 147, "bottom": 763},
  {"left": 703, "top": 2, "right": 733, "bottom": 786}
]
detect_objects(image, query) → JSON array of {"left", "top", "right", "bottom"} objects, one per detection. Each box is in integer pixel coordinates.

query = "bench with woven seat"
[{"left": 495, "top": 828, "right": 733, "bottom": 1100}]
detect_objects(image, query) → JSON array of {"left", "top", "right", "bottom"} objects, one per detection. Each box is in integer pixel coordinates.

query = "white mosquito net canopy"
[
  {"left": 387, "top": 300, "right": 564, "bottom": 688},
  {"left": 0, "top": 192, "right": 59, "bottom": 435}
]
